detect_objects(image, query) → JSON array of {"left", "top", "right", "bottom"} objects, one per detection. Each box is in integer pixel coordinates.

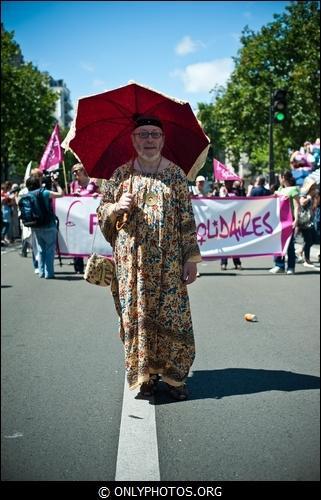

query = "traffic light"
[{"left": 272, "top": 89, "right": 287, "bottom": 123}]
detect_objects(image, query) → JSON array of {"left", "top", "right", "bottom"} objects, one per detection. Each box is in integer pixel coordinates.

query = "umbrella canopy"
[{"left": 62, "top": 82, "right": 210, "bottom": 181}]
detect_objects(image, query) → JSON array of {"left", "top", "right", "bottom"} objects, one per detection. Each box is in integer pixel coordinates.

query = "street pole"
[{"left": 268, "top": 89, "right": 275, "bottom": 186}]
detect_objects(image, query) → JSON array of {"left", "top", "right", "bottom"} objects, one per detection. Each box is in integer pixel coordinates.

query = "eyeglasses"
[
  {"left": 133, "top": 131, "right": 163, "bottom": 139},
  {"left": 73, "top": 170, "right": 81, "bottom": 175}
]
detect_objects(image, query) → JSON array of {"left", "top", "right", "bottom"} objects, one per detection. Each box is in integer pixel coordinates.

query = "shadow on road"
[
  {"left": 37, "top": 271, "right": 84, "bottom": 280},
  {"left": 199, "top": 269, "right": 320, "bottom": 277},
  {"left": 152, "top": 368, "right": 320, "bottom": 405},
  {"left": 200, "top": 272, "right": 238, "bottom": 276},
  {"left": 53, "top": 275, "right": 84, "bottom": 281}
]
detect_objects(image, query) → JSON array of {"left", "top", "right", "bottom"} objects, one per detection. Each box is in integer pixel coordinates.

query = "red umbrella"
[{"left": 62, "top": 82, "right": 210, "bottom": 180}]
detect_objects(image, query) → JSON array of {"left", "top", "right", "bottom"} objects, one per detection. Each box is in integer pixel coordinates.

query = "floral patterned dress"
[{"left": 97, "top": 161, "right": 201, "bottom": 390}]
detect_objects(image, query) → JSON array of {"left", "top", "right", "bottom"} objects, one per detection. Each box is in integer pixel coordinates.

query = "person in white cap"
[{"left": 191, "top": 175, "right": 207, "bottom": 196}]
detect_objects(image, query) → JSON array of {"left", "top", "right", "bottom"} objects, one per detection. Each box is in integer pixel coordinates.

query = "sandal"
[
  {"left": 139, "top": 375, "right": 160, "bottom": 397},
  {"left": 167, "top": 383, "right": 189, "bottom": 401}
]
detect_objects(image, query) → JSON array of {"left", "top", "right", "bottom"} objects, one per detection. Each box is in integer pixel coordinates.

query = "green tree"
[
  {"left": 196, "top": 85, "right": 227, "bottom": 179},
  {"left": 197, "top": 1, "right": 320, "bottom": 179},
  {"left": 1, "top": 25, "right": 58, "bottom": 181}
]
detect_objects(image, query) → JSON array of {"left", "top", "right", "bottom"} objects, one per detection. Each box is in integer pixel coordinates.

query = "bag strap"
[
  {"left": 116, "top": 161, "right": 134, "bottom": 231},
  {"left": 90, "top": 219, "right": 101, "bottom": 254}
]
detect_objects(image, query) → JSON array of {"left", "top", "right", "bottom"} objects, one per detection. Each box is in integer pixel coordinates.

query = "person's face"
[
  {"left": 309, "top": 185, "right": 317, "bottom": 196},
  {"left": 132, "top": 125, "right": 164, "bottom": 162},
  {"left": 196, "top": 181, "right": 205, "bottom": 191},
  {"left": 73, "top": 168, "right": 86, "bottom": 180}
]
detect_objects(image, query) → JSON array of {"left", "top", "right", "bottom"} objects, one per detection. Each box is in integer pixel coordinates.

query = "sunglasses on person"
[{"left": 133, "top": 131, "right": 163, "bottom": 139}]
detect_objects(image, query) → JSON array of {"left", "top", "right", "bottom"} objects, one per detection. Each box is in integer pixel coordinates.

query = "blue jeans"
[
  {"left": 31, "top": 231, "right": 38, "bottom": 269},
  {"left": 33, "top": 226, "right": 57, "bottom": 278},
  {"left": 1, "top": 221, "right": 10, "bottom": 240},
  {"left": 274, "top": 232, "right": 296, "bottom": 270}
]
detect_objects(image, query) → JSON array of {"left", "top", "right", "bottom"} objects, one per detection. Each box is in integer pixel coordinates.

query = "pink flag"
[
  {"left": 213, "top": 159, "right": 241, "bottom": 181},
  {"left": 39, "top": 124, "right": 62, "bottom": 171}
]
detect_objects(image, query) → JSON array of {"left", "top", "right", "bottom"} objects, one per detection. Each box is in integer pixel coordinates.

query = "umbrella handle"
[{"left": 116, "top": 212, "right": 128, "bottom": 231}]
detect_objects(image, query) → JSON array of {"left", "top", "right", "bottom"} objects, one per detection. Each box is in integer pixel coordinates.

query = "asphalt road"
[{"left": 1, "top": 243, "right": 320, "bottom": 484}]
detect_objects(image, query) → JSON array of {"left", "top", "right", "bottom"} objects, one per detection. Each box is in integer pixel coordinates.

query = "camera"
[
  {"left": 42, "top": 169, "right": 61, "bottom": 190},
  {"left": 51, "top": 171, "right": 59, "bottom": 181}
]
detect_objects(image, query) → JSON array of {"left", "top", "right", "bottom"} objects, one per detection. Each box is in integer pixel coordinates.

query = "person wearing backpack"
[
  {"left": 18, "top": 168, "right": 44, "bottom": 273},
  {"left": 22, "top": 175, "right": 63, "bottom": 279}
]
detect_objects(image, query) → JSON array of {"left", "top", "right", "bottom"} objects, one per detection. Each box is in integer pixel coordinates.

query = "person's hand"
[
  {"left": 183, "top": 261, "right": 197, "bottom": 285},
  {"left": 116, "top": 193, "right": 135, "bottom": 214}
]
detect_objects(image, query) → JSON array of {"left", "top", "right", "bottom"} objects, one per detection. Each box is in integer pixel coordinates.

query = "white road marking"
[
  {"left": 115, "top": 376, "right": 160, "bottom": 481},
  {"left": 4, "top": 432, "right": 23, "bottom": 438}
]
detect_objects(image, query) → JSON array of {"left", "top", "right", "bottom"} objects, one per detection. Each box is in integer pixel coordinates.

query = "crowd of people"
[
  {"left": 188, "top": 138, "right": 320, "bottom": 273},
  {"left": 1, "top": 181, "right": 21, "bottom": 245},
  {"left": 1, "top": 166, "right": 101, "bottom": 279},
  {"left": 2, "top": 137, "right": 320, "bottom": 278}
]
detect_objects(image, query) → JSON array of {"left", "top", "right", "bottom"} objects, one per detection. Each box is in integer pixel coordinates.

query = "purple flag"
[
  {"left": 39, "top": 124, "right": 62, "bottom": 171},
  {"left": 213, "top": 159, "right": 241, "bottom": 181}
]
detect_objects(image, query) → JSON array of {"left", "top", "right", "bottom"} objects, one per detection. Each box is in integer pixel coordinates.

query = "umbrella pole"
[{"left": 62, "top": 160, "right": 69, "bottom": 194}]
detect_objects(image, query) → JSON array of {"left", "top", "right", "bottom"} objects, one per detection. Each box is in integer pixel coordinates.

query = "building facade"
[{"left": 49, "top": 77, "right": 73, "bottom": 129}]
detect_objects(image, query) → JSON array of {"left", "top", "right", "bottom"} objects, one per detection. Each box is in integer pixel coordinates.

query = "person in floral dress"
[{"left": 97, "top": 116, "right": 201, "bottom": 400}]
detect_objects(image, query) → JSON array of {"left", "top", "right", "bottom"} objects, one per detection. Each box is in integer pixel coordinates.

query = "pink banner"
[
  {"left": 53, "top": 195, "right": 293, "bottom": 259},
  {"left": 213, "top": 159, "right": 241, "bottom": 181},
  {"left": 39, "top": 124, "right": 62, "bottom": 171},
  {"left": 192, "top": 195, "right": 293, "bottom": 259},
  {"left": 53, "top": 196, "right": 113, "bottom": 257}
]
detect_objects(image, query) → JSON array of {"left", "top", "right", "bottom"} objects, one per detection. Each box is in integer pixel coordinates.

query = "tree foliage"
[
  {"left": 1, "top": 25, "right": 58, "bottom": 180},
  {"left": 197, "top": 1, "right": 320, "bottom": 178},
  {"left": 197, "top": 85, "right": 227, "bottom": 179}
]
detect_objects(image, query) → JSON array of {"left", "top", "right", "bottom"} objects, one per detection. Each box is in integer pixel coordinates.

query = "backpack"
[
  {"left": 297, "top": 204, "right": 313, "bottom": 229},
  {"left": 18, "top": 188, "right": 53, "bottom": 228}
]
